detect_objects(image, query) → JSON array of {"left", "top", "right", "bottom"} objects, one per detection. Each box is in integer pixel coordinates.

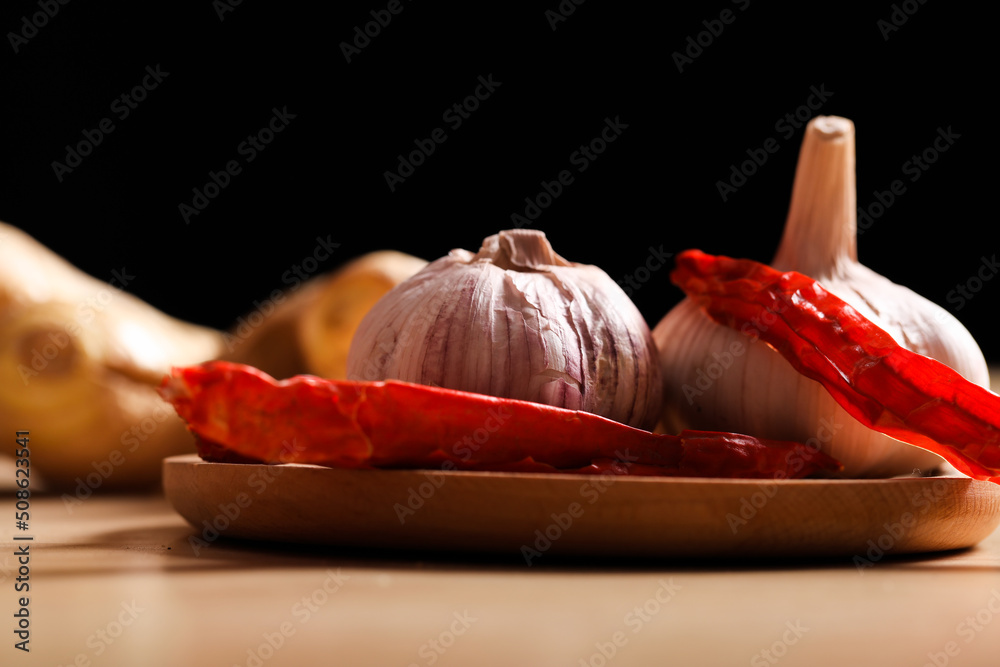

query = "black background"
[{"left": 1, "top": 2, "right": 994, "bottom": 360}]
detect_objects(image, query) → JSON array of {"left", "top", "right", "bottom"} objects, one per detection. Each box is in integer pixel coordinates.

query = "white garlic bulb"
[
  {"left": 347, "top": 229, "right": 663, "bottom": 430},
  {"left": 654, "top": 116, "right": 990, "bottom": 478}
]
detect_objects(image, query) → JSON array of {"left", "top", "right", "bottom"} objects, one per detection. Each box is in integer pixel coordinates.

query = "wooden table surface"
[{"left": 1, "top": 487, "right": 999, "bottom": 667}]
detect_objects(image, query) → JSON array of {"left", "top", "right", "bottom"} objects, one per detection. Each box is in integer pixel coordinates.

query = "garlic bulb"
[
  {"left": 346, "top": 229, "right": 663, "bottom": 430},
  {"left": 654, "top": 116, "right": 990, "bottom": 478}
]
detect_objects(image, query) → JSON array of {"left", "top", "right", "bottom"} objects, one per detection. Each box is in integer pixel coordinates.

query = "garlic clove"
[
  {"left": 347, "top": 229, "right": 663, "bottom": 430},
  {"left": 654, "top": 116, "right": 990, "bottom": 478}
]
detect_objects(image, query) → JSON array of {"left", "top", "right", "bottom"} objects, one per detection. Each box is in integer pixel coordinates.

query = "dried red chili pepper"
[
  {"left": 671, "top": 249, "right": 1000, "bottom": 484},
  {"left": 159, "top": 360, "right": 841, "bottom": 479}
]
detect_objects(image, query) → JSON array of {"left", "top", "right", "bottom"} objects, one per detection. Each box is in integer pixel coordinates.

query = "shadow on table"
[{"left": 67, "top": 521, "right": 998, "bottom": 577}]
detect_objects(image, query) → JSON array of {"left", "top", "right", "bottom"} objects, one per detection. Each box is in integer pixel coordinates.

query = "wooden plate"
[{"left": 162, "top": 454, "right": 1000, "bottom": 559}]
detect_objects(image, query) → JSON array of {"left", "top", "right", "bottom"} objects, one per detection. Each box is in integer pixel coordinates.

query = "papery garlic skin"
[
  {"left": 347, "top": 229, "right": 663, "bottom": 430},
  {"left": 655, "top": 116, "right": 990, "bottom": 478}
]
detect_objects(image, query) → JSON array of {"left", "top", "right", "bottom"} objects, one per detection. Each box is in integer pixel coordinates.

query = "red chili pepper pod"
[{"left": 159, "top": 360, "right": 841, "bottom": 480}]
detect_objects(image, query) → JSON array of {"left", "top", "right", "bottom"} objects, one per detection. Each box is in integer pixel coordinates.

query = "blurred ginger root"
[
  {"left": 1, "top": 221, "right": 426, "bottom": 492},
  {"left": 0, "top": 221, "right": 224, "bottom": 492}
]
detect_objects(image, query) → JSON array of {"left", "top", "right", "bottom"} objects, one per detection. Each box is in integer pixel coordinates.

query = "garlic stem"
[
  {"left": 485, "top": 228, "right": 572, "bottom": 271},
  {"left": 771, "top": 116, "right": 858, "bottom": 277}
]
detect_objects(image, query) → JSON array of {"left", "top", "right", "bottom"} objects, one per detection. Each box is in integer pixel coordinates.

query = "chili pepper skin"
[
  {"left": 671, "top": 249, "right": 1000, "bottom": 484},
  {"left": 158, "top": 360, "right": 841, "bottom": 479}
]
